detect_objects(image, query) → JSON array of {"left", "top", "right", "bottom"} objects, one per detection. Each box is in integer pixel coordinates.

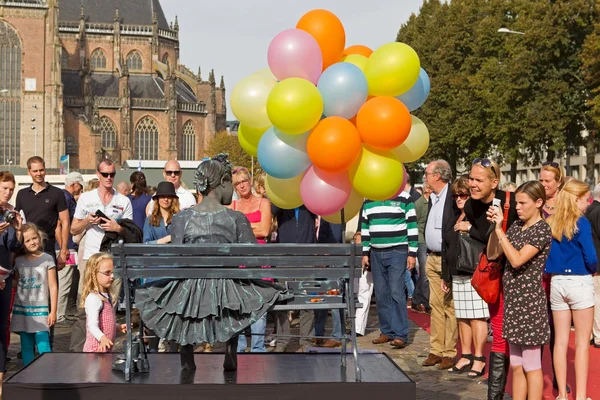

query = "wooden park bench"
[{"left": 112, "top": 242, "right": 364, "bottom": 382}]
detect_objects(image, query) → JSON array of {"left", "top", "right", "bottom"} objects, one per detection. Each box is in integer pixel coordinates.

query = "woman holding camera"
[{"left": 0, "top": 171, "right": 23, "bottom": 395}]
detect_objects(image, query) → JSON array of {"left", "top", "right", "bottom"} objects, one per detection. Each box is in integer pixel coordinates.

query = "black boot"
[
  {"left": 487, "top": 352, "right": 509, "bottom": 400},
  {"left": 180, "top": 344, "right": 196, "bottom": 370},
  {"left": 223, "top": 336, "right": 239, "bottom": 371}
]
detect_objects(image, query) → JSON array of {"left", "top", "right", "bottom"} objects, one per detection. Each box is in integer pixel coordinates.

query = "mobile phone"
[
  {"left": 492, "top": 198, "right": 502, "bottom": 209},
  {"left": 94, "top": 210, "right": 110, "bottom": 221}
]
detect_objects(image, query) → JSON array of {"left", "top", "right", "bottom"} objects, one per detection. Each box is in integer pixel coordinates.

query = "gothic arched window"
[
  {"left": 100, "top": 117, "right": 117, "bottom": 149},
  {"left": 91, "top": 48, "right": 106, "bottom": 69},
  {"left": 161, "top": 53, "right": 169, "bottom": 64},
  {"left": 135, "top": 116, "right": 159, "bottom": 160},
  {"left": 0, "top": 21, "right": 22, "bottom": 166},
  {"left": 127, "top": 51, "right": 143, "bottom": 71},
  {"left": 180, "top": 120, "right": 196, "bottom": 161},
  {"left": 65, "top": 136, "right": 78, "bottom": 155},
  {"left": 61, "top": 48, "right": 69, "bottom": 69}
]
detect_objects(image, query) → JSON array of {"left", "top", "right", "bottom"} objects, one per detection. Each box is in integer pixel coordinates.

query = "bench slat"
[
  {"left": 111, "top": 243, "right": 359, "bottom": 256},
  {"left": 114, "top": 255, "right": 360, "bottom": 267},
  {"left": 116, "top": 267, "right": 356, "bottom": 280}
]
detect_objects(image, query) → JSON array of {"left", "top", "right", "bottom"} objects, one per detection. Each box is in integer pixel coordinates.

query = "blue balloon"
[
  {"left": 396, "top": 68, "right": 430, "bottom": 112},
  {"left": 317, "top": 62, "right": 368, "bottom": 119},
  {"left": 257, "top": 127, "right": 311, "bottom": 179}
]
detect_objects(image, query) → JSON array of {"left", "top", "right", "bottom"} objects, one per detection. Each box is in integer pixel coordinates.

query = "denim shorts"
[{"left": 550, "top": 275, "right": 595, "bottom": 311}]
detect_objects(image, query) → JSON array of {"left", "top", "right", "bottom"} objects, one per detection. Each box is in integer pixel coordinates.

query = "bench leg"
[
  {"left": 346, "top": 277, "right": 362, "bottom": 382},
  {"left": 340, "top": 309, "right": 347, "bottom": 368},
  {"left": 124, "top": 278, "right": 133, "bottom": 382}
]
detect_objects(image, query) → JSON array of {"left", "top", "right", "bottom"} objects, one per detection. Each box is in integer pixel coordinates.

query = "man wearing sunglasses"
[
  {"left": 69, "top": 159, "right": 133, "bottom": 351},
  {"left": 146, "top": 159, "right": 196, "bottom": 215}
]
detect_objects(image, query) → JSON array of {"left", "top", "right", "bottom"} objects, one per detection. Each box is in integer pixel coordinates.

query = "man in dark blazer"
[{"left": 421, "top": 160, "right": 460, "bottom": 370}]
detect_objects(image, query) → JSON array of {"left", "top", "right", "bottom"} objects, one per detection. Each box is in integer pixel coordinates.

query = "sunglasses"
[
  {"left": 452, "top": 193, "right": 470, "bottom": 200},
  {"left": 164, "top": 170, "right": 181, "bottom": 176},
  {"left": 232, "top": 167, "right": 248, "bottom": 174},
  {"left": 542, "top": 161, "right": 559, "bottom": 168},
  {"left": 472, "top": 158, "right": 498, "bottom": 179},
  {"left": 98, "top": 172, "right": 116, "bottom": 178}
]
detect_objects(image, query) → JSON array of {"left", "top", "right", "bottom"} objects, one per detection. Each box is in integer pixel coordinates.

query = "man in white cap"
[
  {"left": 55, "top": 172, "right": 85, "bottom": 323},
  {"left": 146, "top": 159, "right": 196, "bottom": 214}
]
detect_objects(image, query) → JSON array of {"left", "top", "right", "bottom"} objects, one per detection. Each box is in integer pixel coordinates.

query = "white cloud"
[{"left": 161, "top": 0, "right": 424, "bottom": 119}]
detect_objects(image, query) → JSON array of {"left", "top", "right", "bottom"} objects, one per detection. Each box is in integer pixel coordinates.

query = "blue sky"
[{"left": 161, "top": 0, "right": 425, "bottom": 120}]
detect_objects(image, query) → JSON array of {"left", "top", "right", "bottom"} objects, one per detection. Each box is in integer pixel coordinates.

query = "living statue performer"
[{"left": 135, "top": 154, "right": 288, "bottom": 370}]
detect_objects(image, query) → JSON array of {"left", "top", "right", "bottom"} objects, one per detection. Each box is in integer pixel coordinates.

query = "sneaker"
[{"left": 268, "top": 339, "right": 277, "bottom": 347}]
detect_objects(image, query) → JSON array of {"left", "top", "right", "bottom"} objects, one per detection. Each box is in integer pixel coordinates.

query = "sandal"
[
  {"left": 449, "top": 354, "right": 473, "bottom": 374},
  {"left": 467, "top": 355, "right": 486, "bottom": 378}
]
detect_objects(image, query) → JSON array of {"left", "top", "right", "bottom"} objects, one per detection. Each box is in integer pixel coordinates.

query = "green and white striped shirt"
[{"left": 361, "top": 192, "right": 418, "bottom": 257}]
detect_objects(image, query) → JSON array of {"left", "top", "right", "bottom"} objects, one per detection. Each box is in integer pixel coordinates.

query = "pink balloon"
[
  {"left": 268, "top": 29, "right": 323, "bottom": 85},
  {"left": 301, "top": 166, "right": 351, "bottom": 215},
  {"left": 387, "top": 164, "right": 407, "bottom": 200}
]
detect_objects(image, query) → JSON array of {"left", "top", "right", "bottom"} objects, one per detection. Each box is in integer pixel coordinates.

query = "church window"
[
  {"left": 65, "top": 136, "right": 78, "bottom": 155},
  {"left": 0, "top": 21, "right": 22, "bottom": 165},
  {"left": 135, "top": 116, "right": 159, "bottom": 160},
  {"left": 127, "top": 51, "right": 143, "bottom": 71},
  {"left": 100, "top": 117, "right": 117, "bottom": 149},
  {"left": 61, "top": 48, "right": 69, "bottom": 69},
  {"left": 180, "top": 120, "right": 196, "bottom": 161},
  {"left": 91, "top": 48, "right": 107, "bottom": 69},
  {"left": 161, "top": 53, "right": 169, "bottom": 64}
]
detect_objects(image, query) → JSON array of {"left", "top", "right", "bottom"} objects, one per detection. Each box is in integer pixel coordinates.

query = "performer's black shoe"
[
  {"left": 223, "top": 336, "right": 239, "bottom": 371},
  {"left": 180, "top": 345, "right": 196, "bottom": 370}
]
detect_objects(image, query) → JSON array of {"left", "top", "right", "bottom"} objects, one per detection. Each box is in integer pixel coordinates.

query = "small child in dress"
[
  {"left": 81, "top": 252, "right": 126, "bottom": 352},
  {"left": 11, "top": 223, "right": 57, "bottom": 366}
]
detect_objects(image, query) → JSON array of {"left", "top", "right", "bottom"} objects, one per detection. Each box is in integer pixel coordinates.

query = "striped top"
[{"left": 361, "top": 192, "right": 419, "bottom": 257}]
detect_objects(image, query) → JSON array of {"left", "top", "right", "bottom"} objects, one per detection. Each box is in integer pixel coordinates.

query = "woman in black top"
[{"left": 464, "top": 158, "right": 517, "bottom": 398}]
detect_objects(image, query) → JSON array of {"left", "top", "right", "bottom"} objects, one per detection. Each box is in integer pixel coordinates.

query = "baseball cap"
[{"left": 65, "top": 172, "right": 85, "bottom": 187}]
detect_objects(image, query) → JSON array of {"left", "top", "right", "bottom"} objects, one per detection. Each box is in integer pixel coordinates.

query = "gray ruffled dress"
[{"left": 135, "top": 207, "right": 289, "bottom": 345}]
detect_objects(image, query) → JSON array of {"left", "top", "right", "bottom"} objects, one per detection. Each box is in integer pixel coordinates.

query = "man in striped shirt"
[{"left": 361, "top": 192, "right": 418, "bottom": 349}]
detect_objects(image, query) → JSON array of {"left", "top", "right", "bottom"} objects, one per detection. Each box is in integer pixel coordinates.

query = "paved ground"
[{"left": 5, "top": 306, "right": 510, "bottom": 399}]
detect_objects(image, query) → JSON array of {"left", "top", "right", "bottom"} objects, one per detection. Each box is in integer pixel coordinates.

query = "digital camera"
[{"left": 1, "top": 210, "right": 16, "bottom": 224}]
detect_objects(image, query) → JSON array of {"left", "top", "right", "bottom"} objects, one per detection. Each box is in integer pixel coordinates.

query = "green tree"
[{"left": 206, "top": 131, "right": 262, "bottom": 175}]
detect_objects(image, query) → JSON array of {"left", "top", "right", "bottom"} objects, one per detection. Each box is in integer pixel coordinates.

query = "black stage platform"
[{"left": 4, "top": 352, "right": 415, "bottom": 400}]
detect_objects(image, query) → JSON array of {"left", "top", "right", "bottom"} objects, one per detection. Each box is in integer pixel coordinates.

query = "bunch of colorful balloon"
[{"left": 230, "top": 9, "right": 431, "bottom": 224}]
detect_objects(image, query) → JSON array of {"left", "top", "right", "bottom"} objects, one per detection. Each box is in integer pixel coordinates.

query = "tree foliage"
[
  {"left": 399, "top": 0, "right": 598, "bottom": 180},
  {"left": 206, "top": 131, "right": 262, "bottom": 175}
]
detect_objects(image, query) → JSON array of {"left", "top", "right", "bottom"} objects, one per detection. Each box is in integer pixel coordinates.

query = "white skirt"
[{"left": 452, "top": 275, "right": 490, "bottom": 319}]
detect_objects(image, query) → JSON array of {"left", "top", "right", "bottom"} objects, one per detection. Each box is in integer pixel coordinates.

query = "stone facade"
[{"left": 0, "top": 0, "right": 226, "bottom": 170}]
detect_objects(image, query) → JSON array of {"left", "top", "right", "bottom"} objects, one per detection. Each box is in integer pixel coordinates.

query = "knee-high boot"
[
  {"left": 487, "top": 352, "right": 509, "bottom": 400},
  {"left": 180, "top": 344, "right": 196, "bottom": 370},
  {"left": 224, "top": 336, "right": 239, "bottom": 371}
]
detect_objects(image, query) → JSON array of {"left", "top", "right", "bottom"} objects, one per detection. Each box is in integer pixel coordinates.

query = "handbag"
[
  {"left": 471, "top": 191, "right": 511, "bottom": 304},
  {"left": 456, "top": 232, "right": 485, "bottom": 274}
]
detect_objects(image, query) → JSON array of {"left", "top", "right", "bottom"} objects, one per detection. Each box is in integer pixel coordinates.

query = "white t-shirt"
[
  {"left": 147, "top": 186, "right": 196, "bottom": 214},
  {"left": 74, "top": 188, "right": 133, "bottom": 260}
]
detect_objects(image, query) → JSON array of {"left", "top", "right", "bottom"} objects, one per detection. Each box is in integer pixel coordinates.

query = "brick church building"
[{"left": 0, "top": 0, "right": 226, "bottom": 170}]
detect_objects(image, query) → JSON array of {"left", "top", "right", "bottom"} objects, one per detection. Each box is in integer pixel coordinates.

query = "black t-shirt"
[
  {"left": 16, "top": 183, "right": 68, "bottom": 249},
  {"left": 464, "top": 189, "right": 518, "bottom": 245}
]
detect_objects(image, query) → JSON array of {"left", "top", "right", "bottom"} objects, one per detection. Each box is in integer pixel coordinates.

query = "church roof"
[
  {"left": 62, "top": 72, "right": 198, "bottom": 103},
  {"left": 58, "top": 0, "right": 171, "bottom": 31}
]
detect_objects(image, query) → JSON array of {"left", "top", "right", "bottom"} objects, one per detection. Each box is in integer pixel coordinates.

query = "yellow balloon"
[
  {"left": 392, "top": 115, "right": 429, "bottom": 163},
  {"left": 343, "top": 54, "right": 368, "bottom": 72},
  {"left": 266, "top": 78, "right": 324, "bottom": 135},
  {"left": 349, "top": 145, "right": 404, "bottom": 200},
  {"left": 238, "top": 124, "right": 268, "bottom": 157},
  {"left": 265, "top": 173, "right": 304, "bottom": 209},
  {"left": 322, "top": 189, "right": 364, "bottom": 224},
  {"left": 231, "top": 74, "right": 277, "bottom": 130},
  {"left": 365, "top": 42, "right": 420, "bottom": 97}
]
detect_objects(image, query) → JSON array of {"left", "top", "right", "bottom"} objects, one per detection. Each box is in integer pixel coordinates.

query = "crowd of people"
[
  {"left": 361, "top": 159, "right": 597, "bottom": 400},
  {"left": 0, "top": 155, "right": 598, "bottom": 400}
]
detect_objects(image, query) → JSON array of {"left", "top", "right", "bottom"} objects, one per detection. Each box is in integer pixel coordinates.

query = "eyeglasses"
[
  {"left": 97, "top": 271, "right": 114, "bottom": 277},
  {"left": 165, "top": 170, "right": 181, "bottom": 176},
  {"left": 423, "top": 170, "right": 438, "bottom": 177},
  {"left": 234, "top": 179, "right": 249, "bottom": 187},
  {"left": 452, "top": 193, "right": 470, "bottom": 200},
  {"left": 542, "top": 161, "right": 559, "bottom": 168},
  {"left": 98, "top": 172, "right": 116, "bottom": 178},
  {"left": 472, "top": 158, "right": 498, "bottom": 179},
  {"left": 232, "top": 167, "right": 248, "bottom": 174}
]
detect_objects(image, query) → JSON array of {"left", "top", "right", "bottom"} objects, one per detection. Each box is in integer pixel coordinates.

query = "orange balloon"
[
  {"left": 297, "top": 9, "right": 346, "bottom": 71},
  {"left": 307, "top": 116, "right": 362, "bottom": 173},
  {"left": 356, "top": 97, "right": 412, "bottom": 150},
  {"left": 343, "top": 45, "right": 373, "bottom": 58}
]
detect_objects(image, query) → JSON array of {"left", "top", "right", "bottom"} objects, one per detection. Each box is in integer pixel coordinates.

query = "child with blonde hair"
[
  {"left": 81, "top": 252, "right": 126, "bottom": 352},
  {"left": 11, "top": 223, "right": 57, "bottom": 366}
]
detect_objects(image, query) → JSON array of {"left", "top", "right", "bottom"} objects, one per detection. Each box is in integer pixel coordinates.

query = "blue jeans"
[
  {"left": 370, "top": 248, "right": 409, "bottom": 341},
  {"left": 19, "top": 331, "right": 51, "bottom": 366},
  {"left": 405, "top": 270, "right": 415, "bottom": 298},
  {"left": 237, "top": 314, "right": 267, "bottom": 353},
  {"left": 314, "top": 309, "right": 343, "bottom": 339},
  {"left": 412, "top": 243, "right": 430, "bottom": 309}
]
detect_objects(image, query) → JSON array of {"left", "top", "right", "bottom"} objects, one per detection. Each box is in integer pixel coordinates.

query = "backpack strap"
[{"left": 502, "top": 191, "right": 510, "bottom": 232}]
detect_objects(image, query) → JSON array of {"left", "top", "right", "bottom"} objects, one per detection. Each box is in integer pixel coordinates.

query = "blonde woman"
[
  {"left": 538, "top": 161, "right": 563, "bottom": 218},
  {"left": 545, "top": 179, "right": 597, "bottom": 400}
]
